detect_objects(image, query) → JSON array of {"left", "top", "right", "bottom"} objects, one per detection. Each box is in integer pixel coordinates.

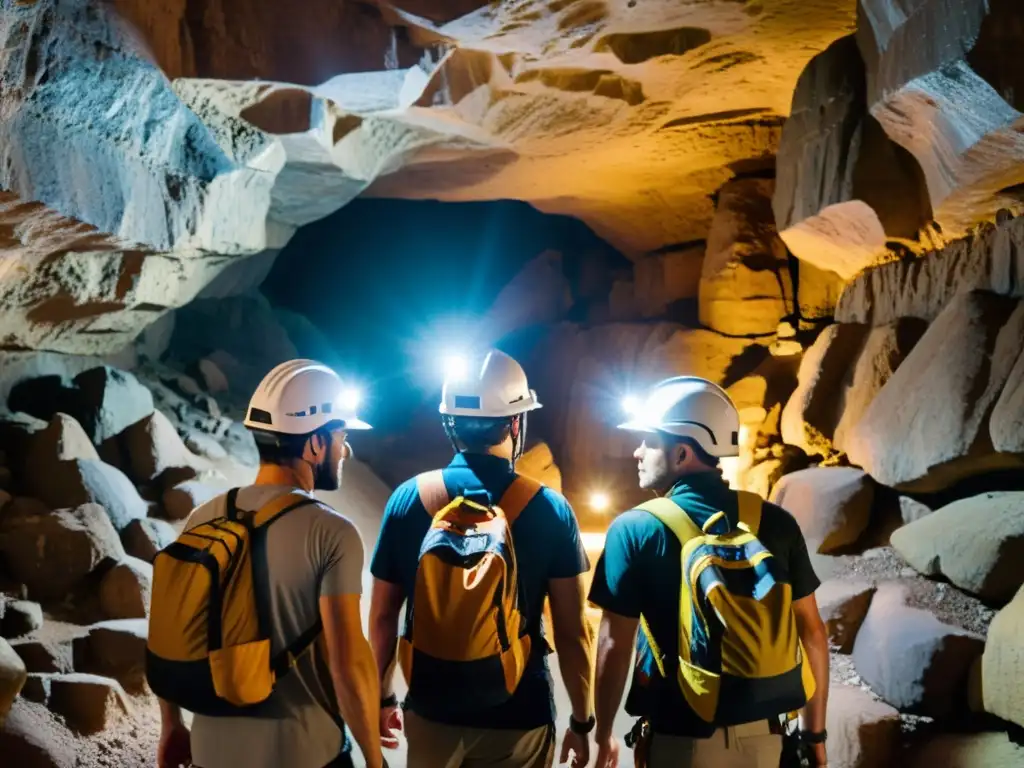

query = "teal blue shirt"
[
  {"left": 370, "top": 452, "right": 590, "bottom": 730},
  {"left": 587, "top": 471, "right": 819, "bottom": 736}
]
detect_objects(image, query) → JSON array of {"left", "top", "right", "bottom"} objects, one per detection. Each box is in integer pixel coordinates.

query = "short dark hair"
[
  {"left": 667, "top": 434, "right": 720, "bottom": 468},
  {"left": 253, "top": 430, "right": 313, "bottom": 465},
  {"left": 449, "top": 416, "right": 512, "bottom": 453}
]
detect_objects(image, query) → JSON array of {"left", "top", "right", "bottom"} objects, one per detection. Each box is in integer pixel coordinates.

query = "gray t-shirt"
[{"left": 184, "top": 485, "right": 365, "bottom": 768}]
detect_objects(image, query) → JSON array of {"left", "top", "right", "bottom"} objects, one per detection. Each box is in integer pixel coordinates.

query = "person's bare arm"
[
  {"left": 369, "top": 578, "right": 405, "bottom": 697},
  {"left": 793, "top": 592, "right": 830, "bottom": 763},
  {"left": 320, "top": 593, "right": 384, "bottom": 768},
  {"left": 548, "top": 575, "right": 595, "bottom": 721},
  {"left": 595, "top": 609, "right": 639, "bottom": 740}
]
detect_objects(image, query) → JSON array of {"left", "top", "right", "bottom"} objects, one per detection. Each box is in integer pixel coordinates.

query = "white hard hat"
[
  {"left": 619, "top": 376, "right": 739, "bottom": 457},
  {"left": 439, "top": 349, "right": 542, "bottom": 419},
  {"left": 244, "top": 359, "right": 371, "bottom": 436}
]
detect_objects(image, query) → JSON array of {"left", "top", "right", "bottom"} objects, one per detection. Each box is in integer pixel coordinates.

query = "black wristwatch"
[
  {"left": 569, "top": 714, "right": 596, "bottom": 735},
  {"left": 801, "top": 729, "right": 827, "bottom": 744},
  {"left": 381, "top": 693, "right": 398, "bottom": 708}
]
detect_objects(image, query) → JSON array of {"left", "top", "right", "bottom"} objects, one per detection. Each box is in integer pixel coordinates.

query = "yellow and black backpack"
[
  {"left": 146, "top": 489, "right": 323, "bottom": 715},
  {"left": 637, "top": 491, "right": 816, "bottom": 725},
  {"left": 397, "top": 471, "right": 542, "bottom": 712}
]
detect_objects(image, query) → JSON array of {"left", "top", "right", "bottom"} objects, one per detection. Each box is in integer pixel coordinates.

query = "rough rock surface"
[
  {"left": 47, "top": 673, "right": 129, "bottom": 735},
  {"left": 0, "top": 636, "right": 27, "bottom": 725},
  {"left": 99, "top": 558, "right": 152, "bottom": 621},
  {"left": 908, "top": 732, "right": 1024, "bottom": 768},
  {"left": 120, "top": 518, "right": 176, "bottom": 563},
  {"left": 119, "top": 409, "right": 201, "bottom": 487},
  {"left": 0, "top": 698, "right": 76, "bottom": 768},
  {"left": 846, "top": 291, "right": 1024, "bottom": 491},
  {"left": 899, "top": 496, "right": 933, "bottom": 525},
  {"left": 698, "top": 179, "right": 792, "bottom": 336},
  {"left": 162, "top": 480, "right": 224, "bottom": 521},
  {"left": 817, "top": 579, "right": 875, "bottom": 654},
  {"left": 826, "top": 684, "right": 901, "bottom": 768},
  {"left": 72, "top": 620, "right": 148, "bottom": 694},
  {"left": 769, "top": 467, "right": 874, "bottom": 554},
  {"left": 10, "top": 639, "right": 73, "bottom": 675},
  {"left": 852, "top": 584, "right": 984, "bottom": 720},
  {"left": 891, "top": 492, "right": 1024, "bottom": 604},
  {"left": 23, "top": 458, "right": 148, "bottom": 532},
  {"left": 981, "top": 583, "right": 1024, "bottom": 728},
  {"left": 0, "top": 504, "right": 124, "bottom": 601},
  {"left": 1, "top": 600, "right": 44, "bottom": 640}
]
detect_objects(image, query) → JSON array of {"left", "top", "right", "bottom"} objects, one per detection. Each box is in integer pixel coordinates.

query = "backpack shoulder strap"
[
  {"left": 252, "top": 491, "right": 321, "bottom": 529},
  {"left": 416, "top": 470, "right": 451, "bottom": 516},
  {"left": 736, "top": 491, "right": 763, "bottom": 536},
  {"left": 498, "top": 475, "right": 543, "bottom": 525},
  {"left": 636, "top": 497, "right": 703, "bottom": 544}
]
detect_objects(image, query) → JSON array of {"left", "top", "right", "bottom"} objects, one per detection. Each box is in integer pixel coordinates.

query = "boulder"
[
  {"left": 516, "top": 442, "right": 563, "bottom": 493},
  {"left": 846, "top": 292, "right": 1024, "bottom": 491},
  {"left": 0, "top": 636, "right": 27, "bottom": 725},
  {"left": 781, "top": 324, "right": 868, "bottom": 457},
  {"left": 9, "top": 367, "right": 154, "bottom": 446},
  {"left": 898, "top": 496, "right": 933, "bottom": 524},
  {"left": 120, "top": 518, "right": 176, "bottom": 563},
  {"left": 19, "top": 674, "right": 51, "bottom": 705},
  {"left": 0, "top": 504, "right": 124, "bottom": 601},
  {"left": 0, "top": 698, "right": 76, "bottom": 768},
  {"left": 72, "top": 619, "right": 148, "bottom": 693},
  {"left": 22, "top": 458, "right": 148, "bottom": 531},
  {"left": 826, "top": 684, "right": 901, "bottom": 768},
  {"left": 47, "top": 673, "right": 129, "bottom": 735},
  {"left": 9, "top": 639, "right": 73, "bottom": 674},
  {"left": 852, "top": 584, "right": 983, "bottom": 719},
  {"left": 25, "top": 414, "right": 99, "bottom": 468},
  {"left": 162, "top": 480, "right": 225, "bottom": 521},
  {"left": 991, "top": 322, "right": 1024, "bottom": 453},
  {"left": 119, "top": 409, "right": 201, "bottom": 487},
  {"left": 1, "top": 600, "right": 43, "bottom": 639},
  {"left": 908, "top": 732, "right": 1024, "bottom": 768},
  {"left": 183, "top": 429, "right": 228, "bottom": 460},
  {"left": 769, "top": 467, "right": 875, "bottom": 553},
  {"left": 891, "top": 492, "right": 1024, "bottom": 604},
  {"left": 198, "top": 357, "right": 230, "bottom": 394},
  {"left": 981, "top": 583, "right": 1024, "bottom": 728},
  {"left": 698, "top": 179, "right": 793, "bottom": 337},
  {"left": 99, "top": 557, "right": 152, "bottom": 620},
  {"left": 817, "top": 579, "right": 876, "bottom": 653}
]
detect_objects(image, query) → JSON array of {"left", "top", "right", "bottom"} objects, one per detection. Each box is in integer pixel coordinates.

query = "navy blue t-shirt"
[
  {"left": 587, "top": 471, "right": 820, "bottom": 737},
  {"left": 370, "top": 452, "right": 590, "bottom": 730}
]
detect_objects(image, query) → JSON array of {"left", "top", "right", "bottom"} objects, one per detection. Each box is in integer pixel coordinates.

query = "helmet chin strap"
[{"left": 510, "top": 412, "right": 527, "bottom": 470}]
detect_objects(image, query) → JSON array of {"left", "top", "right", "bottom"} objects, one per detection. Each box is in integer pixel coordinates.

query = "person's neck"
[
  {"left": 660, "top": 466, "right": 721, "bottom": 496},
  {"left": 254, "top": 462, "right": 315, "bottom": 493}
]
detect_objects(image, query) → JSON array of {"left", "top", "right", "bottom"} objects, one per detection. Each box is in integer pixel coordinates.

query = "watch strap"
[
  {"left": 801, "top": 728, "right": 827, "bottom": 744},
  {"left": 569, "top": 714, "right": 596, "bottom": 735}
]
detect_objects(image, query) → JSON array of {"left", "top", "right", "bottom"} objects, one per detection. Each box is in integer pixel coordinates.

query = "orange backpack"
[{"left": 397, "top": 471, "right": 542, "bottom": 712}]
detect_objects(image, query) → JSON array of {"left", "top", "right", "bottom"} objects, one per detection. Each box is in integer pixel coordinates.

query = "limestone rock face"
[
  {"left": 698, "top": 179, "right": 792, "bottom": 336},
  {"left": 826, "top": 684, "right": 901, "bottom": 768},
  {"left": 0, "top": 504, "right": 124, "bottom": 601},
  {"left": 846, "top": 291, "right": 1024, "bottom": 491},
  {"left": 981, "top": 583, "right": 1024, "bottom": 728},
  {"left": 769, "top": 467, "right": 874, "bottom": 554},
  {"left": 852, "top": 584, "right": 984, "bottom": 720},
  {"left": 892, "top": 492, "right": 1024, "bottom": 604}
]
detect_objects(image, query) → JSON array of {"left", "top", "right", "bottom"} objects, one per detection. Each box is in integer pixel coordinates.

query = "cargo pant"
[
  {"left": 646, "top": 721, "right": 782, "bottom": 768},
  {"left": 404, "top": 711, "right": 556, "bottom": 768}
]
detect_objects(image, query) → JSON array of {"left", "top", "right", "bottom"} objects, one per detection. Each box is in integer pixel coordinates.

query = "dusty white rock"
[
  {"left": 119, "top": 409, "right": 202, "bottom": 487},
  {"left": 898, "top": 496, "right": 933, "bottom": 524},
  {"left": 72, "top": 619, "right": 148, "bottom": 694},
  {"left": 162, "top": 480, "right": 226, "bottom": 521},
  {"left": 852, "top": 584, "right": 983, "bottom": 719},
  {"left": 817, "top": 579, "right": 875, "bottom": 654},
  {"left": 846, "top": 292, "right": 1024, "bottom": 491},
  {"left": 770, "top": 467, "right": 874, "bottom": 554},
  {"left": 120, "top": 518, "right": 176, "bottom": 563},
  {"left": 0, "top": 503, "right": 124, "bottom": 601},
  {"left": 826, "top": 684, "right": 901, "bottom": 768},
  {"left": 891, "top": 492, "right": 1024, "bottom": 604},
  {"left": 981, "top": 583, "right": 1024, "bottom": 728},
  {"left": 23, "top": 458, "right": 148, "bottom": 531}
]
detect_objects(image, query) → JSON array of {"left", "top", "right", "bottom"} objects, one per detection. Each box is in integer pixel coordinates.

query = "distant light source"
[
  {"left": 589, "top": 491, "right": 612, "bottom": 513},
  {"left": 622, "top": 395, "right": 641, "bottom": 416},
  {"left": 339, "top": 387, "right": 362, "bottom": 413},
  {"left": 444, "top": 354, "right": 469, "bottom": 383}
]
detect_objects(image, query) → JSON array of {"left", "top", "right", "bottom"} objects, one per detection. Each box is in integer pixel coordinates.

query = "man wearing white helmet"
[
  {"left": 156, "top": 360, "right": 386, "bottom": 768},
  {"left": 368, "top": 349, "right": 595, "bottom": 768},
  {"left": 588, "top": 377, "right": 830, "bottom": 768}
]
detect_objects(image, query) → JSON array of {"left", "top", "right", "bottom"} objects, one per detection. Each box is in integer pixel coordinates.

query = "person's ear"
[{"left": 673, "top": 442, "right": 690, "bottom": 469}]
